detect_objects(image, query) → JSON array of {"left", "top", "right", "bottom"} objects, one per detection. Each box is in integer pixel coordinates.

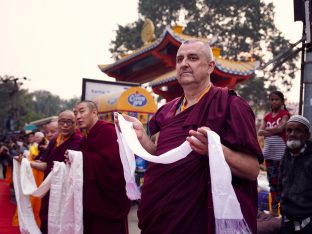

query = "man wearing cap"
[{"left": 279, "top": 115, "right": 312, "bottom": 233}]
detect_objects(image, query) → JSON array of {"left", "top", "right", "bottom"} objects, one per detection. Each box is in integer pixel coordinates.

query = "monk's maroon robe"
[
  {"left": 40, "top": 133, "right": 82, "bottom": 234},
  {"left": 138, "top": 86, "right": 263, "bottom": 234},
  {"left": 80, "top": 121, "right": 131, "bottom": 234}
]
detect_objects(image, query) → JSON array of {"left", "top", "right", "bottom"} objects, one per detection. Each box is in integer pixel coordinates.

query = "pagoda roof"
[
  {"left": 98, "top": 27, "right": 217, "bottom": 83},
  {"left": 98, "top": 26, "right": 258, "bottom": 87},
  {"left": 99, "top": 27, "right": 209, "bottom": 72}
]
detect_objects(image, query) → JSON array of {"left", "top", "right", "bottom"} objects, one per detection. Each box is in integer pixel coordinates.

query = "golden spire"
[{"left": 141, "top": 18, "right": 156, "bottom": 45}]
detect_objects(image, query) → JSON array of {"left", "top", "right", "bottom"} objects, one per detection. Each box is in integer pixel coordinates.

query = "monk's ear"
[
  {"left": 92, "top": 108, "right": 98, "bottom": 116},
  {"left": 207, "top": 60, "right": 215, "bottom": 74}
]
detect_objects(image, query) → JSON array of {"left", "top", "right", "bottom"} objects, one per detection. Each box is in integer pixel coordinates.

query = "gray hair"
[{"left": 182, "top": 40, "right": 215, "bottom": 62}]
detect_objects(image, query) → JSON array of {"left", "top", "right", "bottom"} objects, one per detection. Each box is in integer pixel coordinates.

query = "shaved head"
[
  {"left": 181, "top": 40, "right": 214, "bottom": 62},
  {"left": 59, "top": 110, "right": 75, "bottom": 119},
  {"left": 76, "top": 100, "right": 98, "bottom": 113}
]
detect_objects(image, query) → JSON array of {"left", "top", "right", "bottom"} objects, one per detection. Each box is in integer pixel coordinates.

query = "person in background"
[
  {"left": 33, "top": 131, "right": 49, "bottom": 160},
  {"left": 279, "top": 115, "right": 312, "bottom": 234},
  {"left": 258, "top": 91, "right": 290, "bottom": 217},
  {"left": 26, "top": 131, "right": 46, "bottom": 227},
  {"left": 71, "top": 101, "right": 130, "bottom": 234},
  {"left": 0, "top": 145, "right": 9, "bottom": 179},
  {"left": 115, "top": 40, "right": 262, "bottom": 233},
  {"left": 27, "top": 131, "right": 36, "bottom": 149}
]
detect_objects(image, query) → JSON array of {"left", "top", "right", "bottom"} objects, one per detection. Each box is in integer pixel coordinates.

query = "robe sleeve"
[
  {"left": 81, "top": 123, "right": 130, "bottom": 220},
  {"left": 40, "top": 140, "right": 55, "bottom": 162},
  {"left": 221, "top": 95, "right": 263, "bottom": 163}
]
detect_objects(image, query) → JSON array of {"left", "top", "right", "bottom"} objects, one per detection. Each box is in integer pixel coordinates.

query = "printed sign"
[
  {"left": 128, "top": 93, "right": 147, "bottom": 107},
  {"left": 81, "top": 78, "right": 138, "bottom": 102}
]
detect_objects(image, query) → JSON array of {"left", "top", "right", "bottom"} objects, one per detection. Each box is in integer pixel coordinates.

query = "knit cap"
[{"left": 287, "top": 115, "right": 311, "bottom": 133}]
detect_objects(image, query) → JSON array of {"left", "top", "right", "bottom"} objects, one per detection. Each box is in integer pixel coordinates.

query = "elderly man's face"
[
  {"left": 45, "top": 122, "right": 59, "bottom": 141},
  {"left": 58, "top": 111, "right": 76, "bottom": 138},
  {"left": 285, "top": 122, "right": 310, "bottom": 150},
  {"left": 176, "top": 42, "right": 215, "bottom": 88}
]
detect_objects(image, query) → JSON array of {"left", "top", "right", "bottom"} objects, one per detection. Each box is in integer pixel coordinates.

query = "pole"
[
  {"left": 299, "top": 26, "right": 305, "bottom": 115},
  {"left": 303, "top": 48, "right": 312, "bottom": 122},
  {"left": 303, "top": 0, "right": 312, "bottom": 122}
]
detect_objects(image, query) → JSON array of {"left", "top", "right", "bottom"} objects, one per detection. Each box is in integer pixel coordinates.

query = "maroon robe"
[
  {"left": 138, "top": 86, "right": 263, "bottom": 234},
  {"left": 40, "top": 132, "right": 82, "bottom": 233},
  {"left": 80, "top": 120, "right": 131, "bottom": 234}
]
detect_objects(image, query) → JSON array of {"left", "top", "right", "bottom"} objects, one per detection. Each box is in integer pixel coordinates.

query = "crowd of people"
[{"left": 0, "top": 40, "right": 311, "bottom": 234}]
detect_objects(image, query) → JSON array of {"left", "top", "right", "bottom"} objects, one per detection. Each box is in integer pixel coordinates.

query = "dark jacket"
[{"left": 279, "top": 140, "right": 312, "bottom": 220}]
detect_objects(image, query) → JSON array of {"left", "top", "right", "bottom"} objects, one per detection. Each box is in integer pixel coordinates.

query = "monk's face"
[
  {"left": 45, "top": 121, "right": 58, "bottom": 141},
  {"left": 74, "top": 103, "right": 97, "bottom": 131},
  {"left": 34, "top": 132, "right": 44, "bottom": 144},
  {"left": 58, "top": 111, "right": 76, "bottom": 138},
  {"left": 176, "top": 41, "right": 215, "bottom": 89}
]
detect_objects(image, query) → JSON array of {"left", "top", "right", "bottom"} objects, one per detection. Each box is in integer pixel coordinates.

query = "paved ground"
[{"left": 129, "top": 204, "right": 140, "bottom": 234}]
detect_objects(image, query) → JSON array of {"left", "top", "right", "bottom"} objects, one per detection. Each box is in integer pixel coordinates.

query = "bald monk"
[
  {"left": 117, "top": 40, "right": 263, "bottom": 233},
  {"left": 72, "top": 101, "right": 130, "bottom": 234},
  {"left": 20, "top": 110, "right": 82, "bottom": 234},
  {"left": 44, "top": 121, "right": 59, "bottom": 142}
]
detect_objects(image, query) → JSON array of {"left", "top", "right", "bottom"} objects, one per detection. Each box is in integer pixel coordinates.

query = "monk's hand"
[
  {"left": 114, "top": 112, "right": 122, "bottom": 132},
  {"left": 114, "top": 112, "right": 145, "bottom": 140},
  {"left": 187, "top": 127, "right": 210, "bottom": 156},
  {"left": 64, "top": 150, "right": 70, "bottom": 164},
  {"left": 14, "top": 153, "right": 25, "bottom": 163}
]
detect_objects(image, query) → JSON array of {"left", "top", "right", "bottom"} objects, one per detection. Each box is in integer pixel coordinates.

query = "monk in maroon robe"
[
  {"left": 32, "top": 110, "right": 82, "bottom": 234},
  {"left": 74, "top": 101, "right": 131, "bottom": 234},
  {"left": 117, "top": 41, "right": 263, "bottom": 234},
  {"left": 18, "top": 110, "right": 82, "bottom": 233}
]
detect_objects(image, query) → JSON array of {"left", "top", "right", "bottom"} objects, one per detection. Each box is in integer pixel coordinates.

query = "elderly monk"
[
  {"left": 44, "top": 120, "right": 59, "bottom": 142},
  {"left": 73, "top": 101, "right": 130, "bottom": 234},
  {"left": 28, "top": 110, "right": 82, "bottom": 234},
  {"left": 116, "top": 40, "right": 263, "bottom": 234}
]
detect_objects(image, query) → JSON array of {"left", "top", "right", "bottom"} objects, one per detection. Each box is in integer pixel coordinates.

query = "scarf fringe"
[
  {"left": 215, "top": 218, "right": 252, "bottom": 234},
  {"left": 126, "top": 180, "right": 141, "bottom": 200}
]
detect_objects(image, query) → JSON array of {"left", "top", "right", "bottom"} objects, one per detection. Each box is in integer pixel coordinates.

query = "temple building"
[{"left": 98, "top": 23, "right": 258, "bottom": 102}]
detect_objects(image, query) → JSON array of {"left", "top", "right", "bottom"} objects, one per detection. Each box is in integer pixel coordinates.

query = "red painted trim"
[{"left": 103, "top": 30, "right": 183, "bottom": 74}]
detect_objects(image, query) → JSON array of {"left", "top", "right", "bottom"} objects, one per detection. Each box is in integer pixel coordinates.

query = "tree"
[
  {"left": 0, "top": 75, "right": 29, "bottom": 133},
  {"left": 236, "top": 75, "right": 278, "bottom": 116},
  {"left": 110, "top": 0, "right": 298, "bottom": 90},
  {"left": 0, "top": 75, "right": 81, "bottom": 134}
]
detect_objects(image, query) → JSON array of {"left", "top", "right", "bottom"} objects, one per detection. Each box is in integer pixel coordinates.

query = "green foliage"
[
  {"left": 236, "top": 75, "right": 278, "bottom": 115},
  {"left": 0, "top": 75, "right": 80, "bottom": 134},
  {"left": 110, "top": 0, "right": 298, "bottom": 89}
]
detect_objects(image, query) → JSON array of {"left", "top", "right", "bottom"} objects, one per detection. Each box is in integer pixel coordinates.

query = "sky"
[{"left": 0, "top": 0, "right": 303, "bottom": 102}]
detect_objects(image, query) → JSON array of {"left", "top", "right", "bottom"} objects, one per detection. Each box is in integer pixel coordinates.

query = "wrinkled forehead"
[
  {"left": 177, "top": 42, "right": 203, "bottom": 54},
  {"left": 177, "top": 41, "right": 212, "bottom": 60},
  {"left": 46, "top": 121, "right": 58, "bottom": 129},
  {"left": 286, "top": 121, "right": 308, "bottom": 131}
]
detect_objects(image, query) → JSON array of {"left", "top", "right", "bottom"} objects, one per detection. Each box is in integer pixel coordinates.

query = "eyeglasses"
[{"left": 58, "top": 119, "right": 75, "bottom": 126}]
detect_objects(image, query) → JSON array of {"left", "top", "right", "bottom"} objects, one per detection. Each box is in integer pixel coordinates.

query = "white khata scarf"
[
  {"left": 115, "top": 113, "right": 251, "bottom": 234},
  {"left": 13, "top": 150, "right": 83, "bottom": 234}
]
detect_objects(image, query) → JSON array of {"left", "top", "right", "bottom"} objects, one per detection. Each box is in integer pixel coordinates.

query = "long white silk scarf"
[
  {"left": 115, "top": 113, "right": 192, "bottom": 200},
  {"left": 116, "top": 113, "right": 251, "bottom": 233},
  {"left": 208, "top": 131, "right": 251, "bottom": 233},
  {"left": 13, "top": 150, "right": 83, "bottom": 234}
]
